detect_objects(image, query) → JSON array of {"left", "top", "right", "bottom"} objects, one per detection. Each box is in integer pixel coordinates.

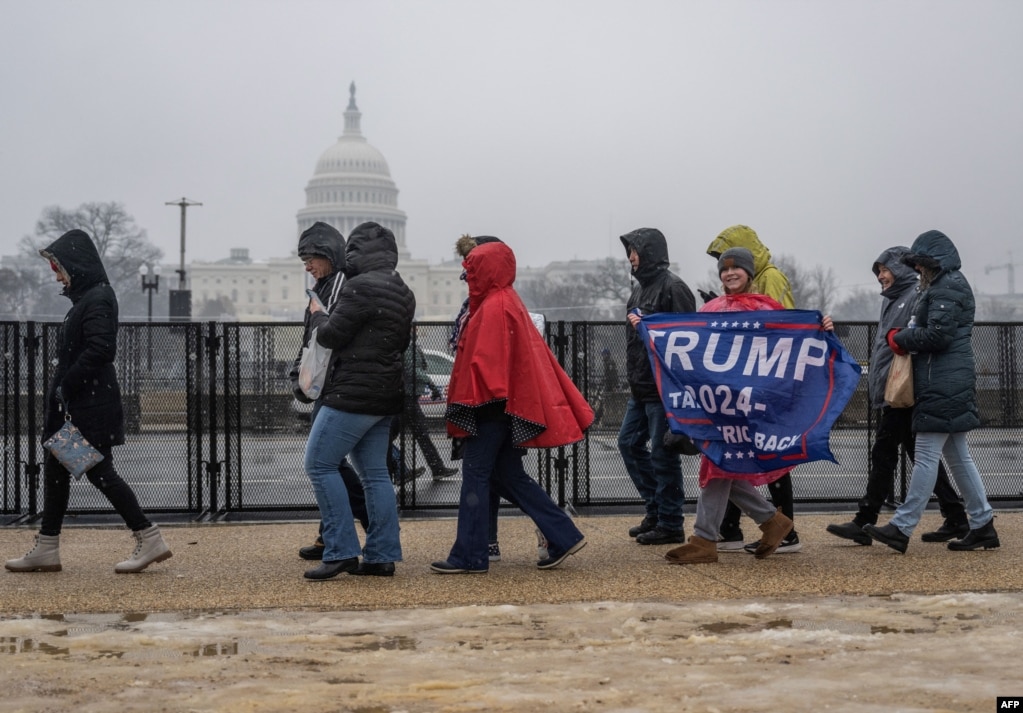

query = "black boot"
[
  {"left": 826, "top": 520, "right": 872, "bottom": 546},
  {"left": 350, "top": 562, "right": 396, "bottom": 576},
  {"left": 862, "top": 523, "right": 909, "bottom": 554},
  {"left": 636, "top": 526, "right": 685, "bottom": 545},
  {"left": 628, "top": 515, "right": 657, "bottom": 538},
  {"left": 304, "top": 557, "right": 359, "bottom": 580},
  {"left": 299, "top": 537, "right": 325, "bottom": 561},
  {"left": 921, "top": 519, "right": 970, "bottom": 543},
  {"left": 947, "top": 520, "right": 1000, "bottom": 551}
]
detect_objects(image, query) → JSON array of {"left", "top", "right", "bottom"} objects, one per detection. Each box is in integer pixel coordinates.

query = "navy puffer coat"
[
  {"left": 38, "top": 230, "right": 125, "bottom": 447},
  {"left": 310, "top": 222, "right": 416, "bottom": 416},
  {"left": 892, "top": 230, "right": 980, "bottom": 433}
]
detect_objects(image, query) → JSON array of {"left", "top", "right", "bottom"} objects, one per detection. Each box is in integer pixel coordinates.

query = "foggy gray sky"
[{"left": 2, "top": 0, "right": 1021, "bottom": 298}]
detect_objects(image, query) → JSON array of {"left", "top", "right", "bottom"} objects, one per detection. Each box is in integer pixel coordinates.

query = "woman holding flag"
[{"left": 664, "top": 247, "right": 834, "bottom": 564}]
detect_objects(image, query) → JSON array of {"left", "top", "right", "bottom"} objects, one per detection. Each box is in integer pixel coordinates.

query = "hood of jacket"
[
  {"left": 465, "top": 241, "right": 515, "bottom": 314},
  {"left": 705, "top": 225, "right": 773, "bottom": 276},
  {"left": 344, "top": 222, "right": 398, "bottom": 278},
  {"left": 38, "top": 229, "right": 109, "bottom": 301},
  {"left": 902, "top": 230, "right": 961, "bottom": 276},
  {"left": 873, "top": 246, "right": 918, "bottom": 300},
  {"left": 297, "top": 221, "right": 346, "bottom": 274},
  {"left": 620, "top": 228, "right": 670, "bottom": 286}
]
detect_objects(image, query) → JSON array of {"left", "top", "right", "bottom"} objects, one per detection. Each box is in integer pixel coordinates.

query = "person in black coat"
[
  {"left": 288, "top": 221, "right": 369, "bottom": 561},
  {"left": 864, "top": 230, "right": 999, "bottom": 553},
  {"left": 301, "top": 221, "right": 416, "bottom": 579},
  {"left": 617, "top": 227, "right": 696, "bottom": 545},
  {"left": 827, "top": 246, "right": 967, "bottom": 546},
  {"left": 5, "top": 230, "right": 172, "bottom": 574}
]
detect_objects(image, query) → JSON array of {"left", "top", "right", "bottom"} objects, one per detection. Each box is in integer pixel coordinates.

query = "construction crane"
[{"left": 984, "top": 251, "right": 1021, "bottom": 294}]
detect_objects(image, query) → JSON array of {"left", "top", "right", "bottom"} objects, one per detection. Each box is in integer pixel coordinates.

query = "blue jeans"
[
  {"left": 617, "top": 398, "right": 685, "bottom": 531},
  {"left": 446, "top": 417, "right": 584, "bottom": 571},
  {"left": 890, "top": 431, "right": 994, "bottom": 536},
  {"left": 304, "top": 406, "right": 401, "bottom": 564}
]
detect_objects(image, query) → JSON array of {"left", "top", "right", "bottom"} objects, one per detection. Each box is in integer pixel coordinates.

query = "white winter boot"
[
  {"left": 115, "top": 525, "right": 172, "bottom": 573},
  {"left": 5, "top": 534, "right": 62, "bottom": 572}
]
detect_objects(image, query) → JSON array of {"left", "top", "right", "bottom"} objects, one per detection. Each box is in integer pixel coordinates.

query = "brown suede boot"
[
  {"left": 665, "top": 535, "right": 718, "bottom": 564},
  {"left": 754, "top": 509, "right": 794, "bottom": 559}
]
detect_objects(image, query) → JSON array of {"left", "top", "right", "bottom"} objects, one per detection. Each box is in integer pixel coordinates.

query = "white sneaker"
[
  {"left": 743, "top": 532, "right": 802, "bottom": 554},
  {"left": 717, "top": 535, "right": 747, "bottom": 552}
]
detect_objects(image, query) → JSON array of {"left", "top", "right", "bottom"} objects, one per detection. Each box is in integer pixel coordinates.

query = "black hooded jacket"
[
  {"left": 288, "top": 221, "right": 347, "bottom": 402},
  {"left": 38, "top": 230, "right": 125, "bottom": 447},
  {"left": 309, "top": 221, "right": 417, "bottom": 415},
  {"left": 892, "top": 230, "right": 980, "bottom": 433},
  {"left": 620, "top": 228, "right": 696, "bottom": 401}
]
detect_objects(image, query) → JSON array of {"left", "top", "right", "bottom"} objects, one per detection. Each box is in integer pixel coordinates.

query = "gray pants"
[{"left": 694, "top": 478, "right": 778, "bottom": 542}]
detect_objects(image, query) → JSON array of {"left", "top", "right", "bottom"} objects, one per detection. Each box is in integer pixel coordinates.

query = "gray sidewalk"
[{"left": 2, "top": 511, "right": 1019, "bottom": 615}]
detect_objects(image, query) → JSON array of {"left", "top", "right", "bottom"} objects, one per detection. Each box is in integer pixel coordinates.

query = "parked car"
[{"left": 419, "top": 348, "right": 454, "bottom": 418}]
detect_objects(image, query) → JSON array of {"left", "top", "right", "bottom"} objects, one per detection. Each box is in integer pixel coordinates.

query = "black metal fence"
[{"left": 2, "top": 320, "right": 1022, "bottom": 523}]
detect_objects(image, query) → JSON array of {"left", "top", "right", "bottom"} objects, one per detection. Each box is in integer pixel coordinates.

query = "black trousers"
[
  {"left": 854, "top": 406, "right": 966, "bottom": 526},
  {"left": 389, "top": 397, "right": 446, "bottom": 475},
  {"left": 40, "top": 448, "right": 151, "bottom": 536}
]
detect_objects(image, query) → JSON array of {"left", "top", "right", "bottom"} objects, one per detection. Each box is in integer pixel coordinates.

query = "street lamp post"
[
  {"left": 140, "top": 263, "right": 161, "bottom": 370},
  {"left": 165, "top": 197, "right": 202, "bottom": 321}
]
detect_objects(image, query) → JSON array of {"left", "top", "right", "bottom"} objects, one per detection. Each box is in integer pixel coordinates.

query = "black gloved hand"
[
  {"left": 698, "top": 289, "right": 718, "bottom": 304},
  {"left": 663, "top": 431, "right": 700, "bottom": 456}
]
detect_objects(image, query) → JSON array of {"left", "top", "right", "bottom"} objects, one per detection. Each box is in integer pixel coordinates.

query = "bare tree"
[
  {"left": 0, "top": 262, "right": 68, "bottom": 320},
  {"left": 196, "top": 295, "right": 237, "bottom": 320},
  {"left": 775, "top": 254, "right": 838, "bottom": 313},
  {"left": 832, "top": 287, "right": 881, "bottom": 321},
  {"left": 518, "top": 258, "right": 632, "bottom": 320},
  {"left": 518, "top": 278, "right": 606, "bottom": 320},
  {"left": 19, "top": 202, "right": 163, "bottom": 317}
]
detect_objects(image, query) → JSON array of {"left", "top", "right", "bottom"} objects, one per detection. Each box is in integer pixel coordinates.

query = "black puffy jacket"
[
  {"left": 620, "top": 228, "right": 696, "bottom": 402},
  {"left": 38, "top": 230, "right": 125, "bottom": 447},
  {"left": 288, "top": 221, "right": 347, "bottom": 402},
  {"left": 892, "top": 230, "right": 980, "bottom": 433},
  {"left": 310, "top": 222, "right": 416, "bottom": 416}
]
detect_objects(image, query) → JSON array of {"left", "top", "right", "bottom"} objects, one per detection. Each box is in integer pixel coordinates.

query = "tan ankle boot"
[
  {"left": 5, "top": 534, "right": 62, "bottom": 572},
  {"left": 665, "top": 535, "right": 718, "bottom": 564},
  {"left": 115, "top": 525, "right": 172, "bottom": 573},
  {"left": 754, "top": 509, "right": 794, "bottom": 559}
]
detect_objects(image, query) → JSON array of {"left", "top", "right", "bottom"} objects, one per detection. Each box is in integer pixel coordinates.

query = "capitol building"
[{"left": 189, "top": 83, "right": 468, "bottom": 321}]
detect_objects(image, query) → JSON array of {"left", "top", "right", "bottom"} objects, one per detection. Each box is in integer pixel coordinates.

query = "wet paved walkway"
[
  {"left": 2, "top": 512, "right": 1021, "bottom": 713},
  {"left": 2, "top": 511, "right": 1020, "bottom": 613}
]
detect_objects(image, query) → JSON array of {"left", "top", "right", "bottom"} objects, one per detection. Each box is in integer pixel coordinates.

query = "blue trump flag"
[{"left": 636, "top": 310, "right": 862, "bottom": 474}]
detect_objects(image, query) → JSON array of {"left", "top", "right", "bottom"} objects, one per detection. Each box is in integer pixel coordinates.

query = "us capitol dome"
[{"left": 296, "top": 82, "right": 410, "bottom": 261}]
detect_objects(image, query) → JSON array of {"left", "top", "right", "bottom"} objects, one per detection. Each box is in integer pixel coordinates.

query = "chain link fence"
[{"left": 3, "top": 320, "right": 1022, "bottom": 523}]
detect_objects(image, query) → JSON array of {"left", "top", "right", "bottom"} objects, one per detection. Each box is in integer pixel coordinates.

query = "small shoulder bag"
[{"left": 43, "top": 411, "right": 104, "bottom": 480}]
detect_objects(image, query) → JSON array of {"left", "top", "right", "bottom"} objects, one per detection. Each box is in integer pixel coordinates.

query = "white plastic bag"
[{"left": 297, "top": 326, "right": 330, "bottom": 400}]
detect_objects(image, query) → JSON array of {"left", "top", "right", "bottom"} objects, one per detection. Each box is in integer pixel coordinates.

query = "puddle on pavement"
[
  {"left": 0, "top": 610, "right": 419, "bottom": 659},
  {"left": 0, "top": 637, "right": 69, "bottom": 656}
]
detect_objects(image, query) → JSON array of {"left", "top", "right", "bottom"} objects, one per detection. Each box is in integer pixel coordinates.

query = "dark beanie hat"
[{"left": 718, "top": 247, "right": 755, "bottom": 278}]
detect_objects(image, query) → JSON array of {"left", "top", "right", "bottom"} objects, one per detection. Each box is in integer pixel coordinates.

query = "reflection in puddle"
[
  {"left": 337, "top": 634, "right": 417, "bottom": 652},
  {"left": 0, "top": 637, "right": 69, "bottom": 656},
  {"left": 188, "top": 642, "right": 240, "bottom": 657},
  {"left": 698, "top": 622, "right": 750, "bottom": 634}
]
